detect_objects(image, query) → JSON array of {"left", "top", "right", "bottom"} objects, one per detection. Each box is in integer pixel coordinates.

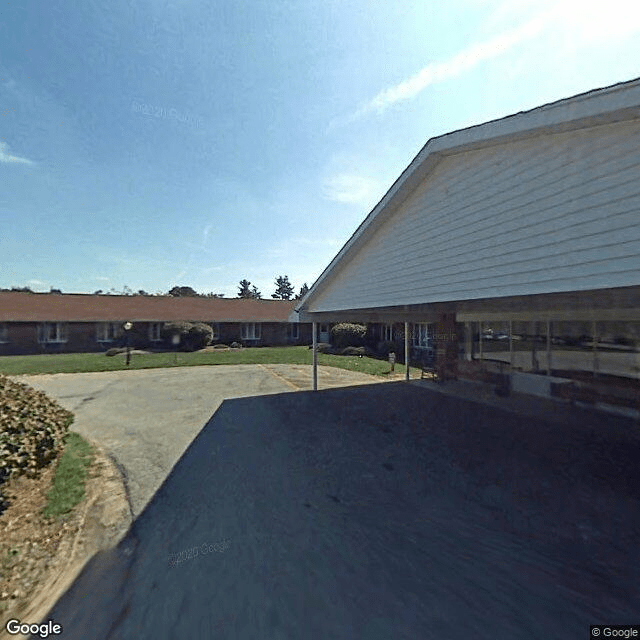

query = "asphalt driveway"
[
  {"left": 12, "top": 364, "right": 386, "bottom": 518},
  {"left": 26, "top": 379, "right": 640, "bottom": 639}
]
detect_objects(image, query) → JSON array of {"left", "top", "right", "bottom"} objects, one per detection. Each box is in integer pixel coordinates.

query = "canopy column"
[
  {"left": 404, "top": 322, "right": 410, "bottom": 381},
  {"left": 312, "top": 321, "right": 318, "bottom": 391}
]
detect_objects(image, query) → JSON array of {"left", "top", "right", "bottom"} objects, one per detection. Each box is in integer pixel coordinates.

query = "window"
[
  {"left": 0, "top": 324, "right": 7, "bottom": 343},
  {"left": 209, "top": 323, "right": 220, "bottom": 341},
  {"left": 37, "top": 322, "right": 68, "bottom": 343},
  {"left": 241, "top": 323, "right": 261, "bottom": 340},
  {"left": 287, "top": 323, "right": 299, "bottom": 340},
  {"left": 149, "top": 323, "right": 163, "bottom": 341},
  {"left": 381, "top": 323, "right": 394, "bottom": 341},
  {"left": 412, "top": 323, "right": 433, "bottom": 348},
  {"left": 96, "top": 322, "right": 121, "bottom": 342}
]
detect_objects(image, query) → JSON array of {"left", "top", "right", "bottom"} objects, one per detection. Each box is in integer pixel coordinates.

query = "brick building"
[{"left": 0, "top": 292, "right": 311, "bottom": 355}]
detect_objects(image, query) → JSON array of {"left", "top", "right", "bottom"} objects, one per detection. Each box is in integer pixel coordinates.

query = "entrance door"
[{"left": 319, "top": 324, "right": 330, "bottom": 342}]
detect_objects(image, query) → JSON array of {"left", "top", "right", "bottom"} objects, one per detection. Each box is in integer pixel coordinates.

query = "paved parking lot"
[
  {"left": 13, "top": 364, "right": 385, "bottom": 518},
  {"left": 22, "top": 374, "right": 640, "bottom": 639}
]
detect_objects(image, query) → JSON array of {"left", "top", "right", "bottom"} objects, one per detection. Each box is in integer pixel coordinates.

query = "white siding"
[{"left": 310, "top": 120, "right": 640, "bottom": 312}]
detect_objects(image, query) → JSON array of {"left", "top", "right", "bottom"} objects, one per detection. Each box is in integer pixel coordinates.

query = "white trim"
[
  {"left": 149, "top": 322, "right": 163, "bottom": 342},
  {"left": 381, "top": 323, "right": 394, "bottom": 342},
  {"left": 96, "top": 322, "right": 121, "bottom": 343},
  {"left": 241, "top": 322, "right": 261, "bottom": 340},
  {"left": 411, "top": 323, "right": 434, "bottom": 349},
  {"left": 37, "top": 322, "right": 68, "bottom": 343}
]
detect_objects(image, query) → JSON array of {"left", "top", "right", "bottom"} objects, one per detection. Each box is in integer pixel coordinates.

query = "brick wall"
[{"left": 0, "top": 321, "right": 313, "bottom": 355}]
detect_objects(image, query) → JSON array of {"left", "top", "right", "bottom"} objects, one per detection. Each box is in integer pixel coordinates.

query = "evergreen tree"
[
  {"left": 271, "top": 275, "right": 294, "bottom": 300},
  {"left": 295, "top": 283, "right": 309, "bottom": 300},
  {"left": 238, "top": 280, "right": 262, "bottom": 299},
  {"left": 238, "top": 279, "right": 252, "bottom": 298}
]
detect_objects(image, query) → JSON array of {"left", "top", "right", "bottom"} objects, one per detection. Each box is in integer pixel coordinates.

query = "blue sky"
[{"left": 2, "top": 0, "right": 639, "bottom": 298}]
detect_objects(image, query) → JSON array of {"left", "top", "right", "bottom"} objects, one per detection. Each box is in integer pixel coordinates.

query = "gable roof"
[
  {"left": 0, "top": 292, "right": 298, "bottom": 323},
  {"left": 295, "top": 77, "right": 640, "bottom": 317}
]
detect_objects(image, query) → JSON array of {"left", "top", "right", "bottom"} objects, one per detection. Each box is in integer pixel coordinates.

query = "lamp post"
[{"left": 123, "top": 322, "right": 133, "bottom": 366}]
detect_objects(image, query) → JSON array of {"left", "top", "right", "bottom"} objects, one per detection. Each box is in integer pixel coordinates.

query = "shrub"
[
  {"left": 376, "top": 340, "right": 398, "bottom": 356},
  {"left": 162, "top": 321, "right": 213, "bottom": 351},
  {"left": 230, "top": 342, "right": 242, "bottom": 349},
  {"left": 0, "top": 376, "right": 73, "bottom": 514},
  {"left": 341, "top": 346, "right": 367, "bottom": 356},
  {"left": 188, "top": 322, "right": 214, "bottom": 351},
  {"left": 330, "top": 323, "right": 367, "bottom": 348},
  {"left": 308, "top": 342, "right": 333, "bottom": 353}
]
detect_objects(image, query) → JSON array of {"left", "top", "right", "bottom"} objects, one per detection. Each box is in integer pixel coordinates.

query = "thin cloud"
[
  {"left": 347, "top": 12, "right": 550, "bottom": 122},
  {"left": 323, "top": 174, "right": 382, "bottom": 209},
  {"left": 0, "top": 141, "right": 34, "bottom": 165}
]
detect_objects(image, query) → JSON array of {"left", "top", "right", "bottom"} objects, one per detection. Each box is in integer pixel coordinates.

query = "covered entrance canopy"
[{"left": 292, "top": 78, "right": 640, "bottom": 396}]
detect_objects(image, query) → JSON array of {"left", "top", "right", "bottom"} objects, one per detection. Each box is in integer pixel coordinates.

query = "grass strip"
[
  {"left": 42, "top": 432, "right": 94, "bottom": 519},
  {"left": 0, "top": 346, "right": 422, "bottom": 378}
]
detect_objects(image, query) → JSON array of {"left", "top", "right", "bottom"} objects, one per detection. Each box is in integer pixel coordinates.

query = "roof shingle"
[{"left": 0, "top": 292, "right": 298, "bottom": 323}]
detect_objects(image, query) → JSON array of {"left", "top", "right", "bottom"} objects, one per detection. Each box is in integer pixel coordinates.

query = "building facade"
[
  {"left": 0, "top": 292, "right": 311, "bottom": 355},
  {"left": 293, "top": 78, "right": 640, "bottom": 409}
]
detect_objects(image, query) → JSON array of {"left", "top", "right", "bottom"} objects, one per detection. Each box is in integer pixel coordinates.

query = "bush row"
[{"left": 0, "top": 375, "right": 74, "bottom": 513}]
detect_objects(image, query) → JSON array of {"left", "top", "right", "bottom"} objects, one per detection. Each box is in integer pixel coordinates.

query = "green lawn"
[
  {"left": 0, "top": 346, "right": 422, "bottom": 378},
  {"left": 43, "top": 432, "right": 95, "bottom": 519}
]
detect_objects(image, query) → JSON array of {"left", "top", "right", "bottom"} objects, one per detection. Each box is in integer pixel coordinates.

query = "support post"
[
  {"left": 546, "top": 319, "right": 552, "bottom": 376},
  {"left": 509, "top": 320, "right": 514, "bottom": 370},
  {"left": 465, "top": 322, "right": 473, "bottom": 361},
  {"left": 531, "top": 320, "right": 539, "bottom": 372},
  {"left": 404, "top": 322, "right": 410, "bottom": 382},
  {"left": 479, "top": 321, "right": 484, "bottom": 362},
  {"left": 592, "top": 320, "right": 599, "bottom": 379},
  {"left": 312, "top": 321, "right": 318, "bottom": 391}
]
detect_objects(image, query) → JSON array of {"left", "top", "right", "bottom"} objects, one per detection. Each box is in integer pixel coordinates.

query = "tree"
[
  {"left": 237, "top": 280, "right": 262, "bottom": 299},
  {"left": 237, "top": 279, "right": 252, "bottom": 298},
  {"left": 204, "top": 292, "right": 225, "bottom": 298},
  {"left": 295, "top": 283, "right": 309, "bottom": 300},
  {"left": 168, "top": 286, "right": 199, "bottom": 297},
  {"left": 136, "top": 289, "right": 149, "bottom": 296},
  {"left": 271, "top": 275, "right": 294, "bottom": 300}
]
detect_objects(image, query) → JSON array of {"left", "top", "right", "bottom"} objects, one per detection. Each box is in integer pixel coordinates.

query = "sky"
[{"left": 2, "top": 0, "right": 639, "bottom": 298}]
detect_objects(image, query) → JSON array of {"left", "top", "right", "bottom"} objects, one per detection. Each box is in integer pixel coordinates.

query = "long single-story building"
[
  {"left": 294, "top": 78, "right": 640, "bottom": 410},
  {"left": 0, "top": 292, "right": 312, "bottom": 354}
]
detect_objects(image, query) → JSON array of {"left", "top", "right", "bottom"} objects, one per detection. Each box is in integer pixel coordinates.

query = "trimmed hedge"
[
  {"left": 162, "top": 321, "right": 213, "bottom": 351},
  {"left": 330, "top": 323, "right": 367, "bottom": 348},
  {"left": 0, "top": 375, "right": 74, "bottom": 514}
]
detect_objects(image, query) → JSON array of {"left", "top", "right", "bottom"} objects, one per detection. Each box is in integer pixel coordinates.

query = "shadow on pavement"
[{"left": 37, "top": 382, "right": 640, "bottom": 639}]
